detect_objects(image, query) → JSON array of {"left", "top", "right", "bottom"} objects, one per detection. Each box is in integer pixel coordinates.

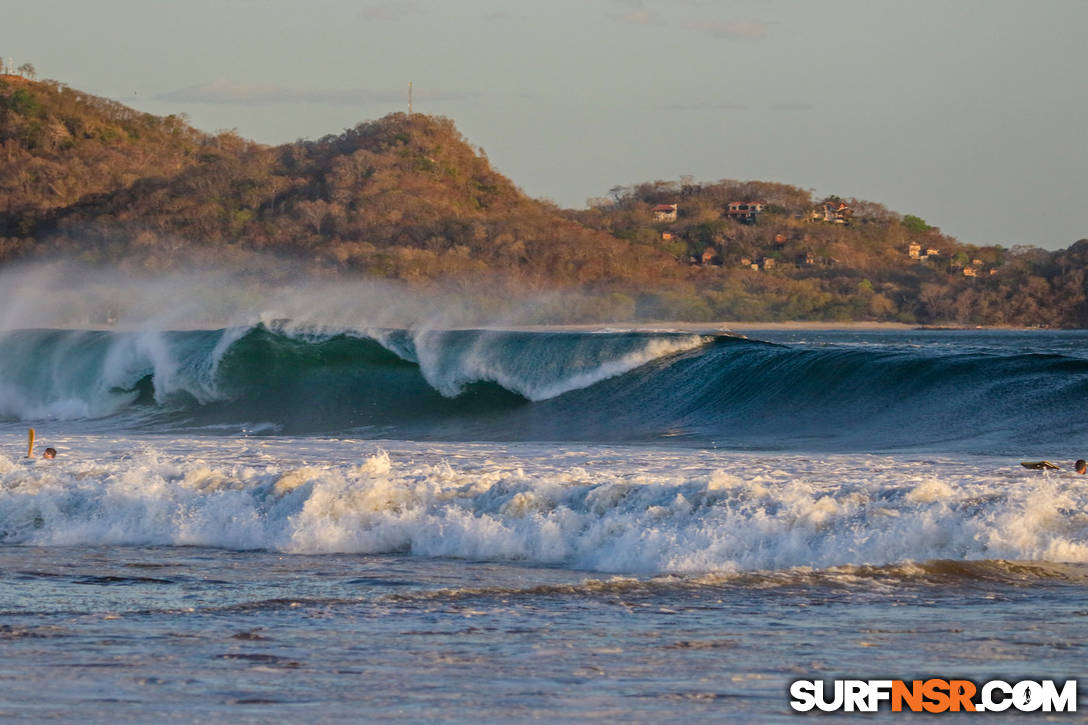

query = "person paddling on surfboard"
[
  {"left": 1022, "top": 460, "right": 1060, "bottom": 470},
  {"left": 1021, "top": 459, "right": 1086, "bottom": 472}
]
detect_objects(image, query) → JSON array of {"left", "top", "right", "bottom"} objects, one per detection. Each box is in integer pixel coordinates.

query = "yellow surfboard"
[
  {"left": 1021, "top": 461, "right": 1060, "bottom": 470},
  {"left": 26, "top": 428, "right": 35, "bottom": 458}
]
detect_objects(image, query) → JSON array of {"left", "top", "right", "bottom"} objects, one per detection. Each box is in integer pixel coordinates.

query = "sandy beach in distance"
[{"left": 492, "top": 320, "right": 1037, "bottom": 334}]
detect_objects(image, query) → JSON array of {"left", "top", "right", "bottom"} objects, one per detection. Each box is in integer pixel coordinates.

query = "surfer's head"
[
  {"left": 42, "top": 447, "right": 57, "bottom": 459},
  {"left": 1076, "top": 460, "right": 1086, "bottom": 474}
]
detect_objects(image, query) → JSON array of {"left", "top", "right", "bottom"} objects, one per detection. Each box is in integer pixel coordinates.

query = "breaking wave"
[
  {"left": 1, "top": 324, "right": 1087, "bottom": 451},
  {"left": 2, "top": 448, "right": 1087, "bottom": 575}
]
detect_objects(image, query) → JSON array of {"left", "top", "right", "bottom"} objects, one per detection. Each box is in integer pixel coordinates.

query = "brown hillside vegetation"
[
  {"left": 571, "top": 182, "right": 1087, "bottom": 325},
  {"left": 40, "top": 111, "right": 678, "bottom": 287},
  {"left": 1, "top": 75, "right": 1085, "bottom": 325},
  {"left": 0, "top": 74, "right": 210, "bottom": 245}
]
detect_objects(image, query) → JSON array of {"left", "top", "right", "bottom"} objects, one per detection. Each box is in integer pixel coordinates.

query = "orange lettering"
[
  {"left": 949, "top": 680, "right": 976, "bottom": 712},
  {"left": 922, "top": 679, "right": 951, "bottom": 713},
  {"left": 892, "top": 680, "right": 924, "bottom": 712}
]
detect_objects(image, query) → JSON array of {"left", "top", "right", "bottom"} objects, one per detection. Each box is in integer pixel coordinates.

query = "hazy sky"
[{"left": 3, "top": 0, "right": 1085, "bottom": 249}]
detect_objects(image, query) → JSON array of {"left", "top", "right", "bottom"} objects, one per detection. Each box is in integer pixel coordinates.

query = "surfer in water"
[
  {"left": 42, "top": 447, "right": 57, "bottom": 459},
  {"left": 1021, "top": 459, "right": 1082, "bottom": 472}
]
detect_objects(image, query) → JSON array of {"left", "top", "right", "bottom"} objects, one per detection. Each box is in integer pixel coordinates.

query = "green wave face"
[{"left": 1, "top": 325, "right": 1086, "bottom": 451}]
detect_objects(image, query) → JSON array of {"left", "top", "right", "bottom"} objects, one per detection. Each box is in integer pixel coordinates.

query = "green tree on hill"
[{"left": 902, "top": 215, "right": 931, "bottom": 233}]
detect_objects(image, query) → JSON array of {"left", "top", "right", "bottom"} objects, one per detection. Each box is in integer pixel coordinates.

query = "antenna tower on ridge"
[{"left": 408, "top": 81, "right": 413, "bottom": 115}]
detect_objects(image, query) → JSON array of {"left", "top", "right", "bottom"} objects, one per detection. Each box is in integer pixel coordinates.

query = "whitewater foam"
[{"left": 3, "top": 439, "right": 1086, "bottom": 574}]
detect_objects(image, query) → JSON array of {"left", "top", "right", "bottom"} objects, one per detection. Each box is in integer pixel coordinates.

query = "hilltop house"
[
  {"left": 909, "top": 243, "right": 942, "bottom": 262},
  {"left": 652, "top": 203, "right": 678, "bottom": 222},
  {"left": 811, "top": 200, "right": 852, "bottom": 224},
  {"left": 725, "top": 201, "right": 766, "bottom": 224}
]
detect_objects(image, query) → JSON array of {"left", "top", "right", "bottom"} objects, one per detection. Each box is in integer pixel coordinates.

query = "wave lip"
[
  {"left": 0, "top": 325, "right": 721, "bottom": 435},
  {"left": 410, "top": 328, "right": 712, "bottom": 401},
  {"left": 1, "top": 326, "right": 1086, "bottom": 451}
]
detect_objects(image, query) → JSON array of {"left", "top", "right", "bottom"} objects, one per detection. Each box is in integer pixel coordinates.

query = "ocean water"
[{"left": 2, "top": 326, "right": 1087, "bottom": 721}]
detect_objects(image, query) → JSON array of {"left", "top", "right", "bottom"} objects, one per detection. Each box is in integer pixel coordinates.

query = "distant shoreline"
[
  {"left": 0, "top": 321, "right": 1068, "bottom": 334},
  {"left": 487, "top": 321, "right": 1056, "bottom": 334}
]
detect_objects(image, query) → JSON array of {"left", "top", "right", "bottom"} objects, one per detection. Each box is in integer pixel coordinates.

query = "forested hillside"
[
  {"left": 0, "top": 74, "right": 209, "bottom": 250},
  {"left": 40, "top": 112, "right": 675, "bottom": 285},
  {"left": 570, "top": 181, "right": 1088, "bottom": 325},
  {"left": 1, "top": 74, "right": 1084, "bottom": 326}
]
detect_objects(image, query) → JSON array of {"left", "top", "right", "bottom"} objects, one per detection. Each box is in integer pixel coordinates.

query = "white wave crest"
[
  {"left": 2, "top": 443, "right": 1086, "bottom": 574},
  {"left": 0, "top": 327, "right": 253, "bottom": 421},
  {"left": 411, "top": 331, "right": 710, "bottom": 400}
]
